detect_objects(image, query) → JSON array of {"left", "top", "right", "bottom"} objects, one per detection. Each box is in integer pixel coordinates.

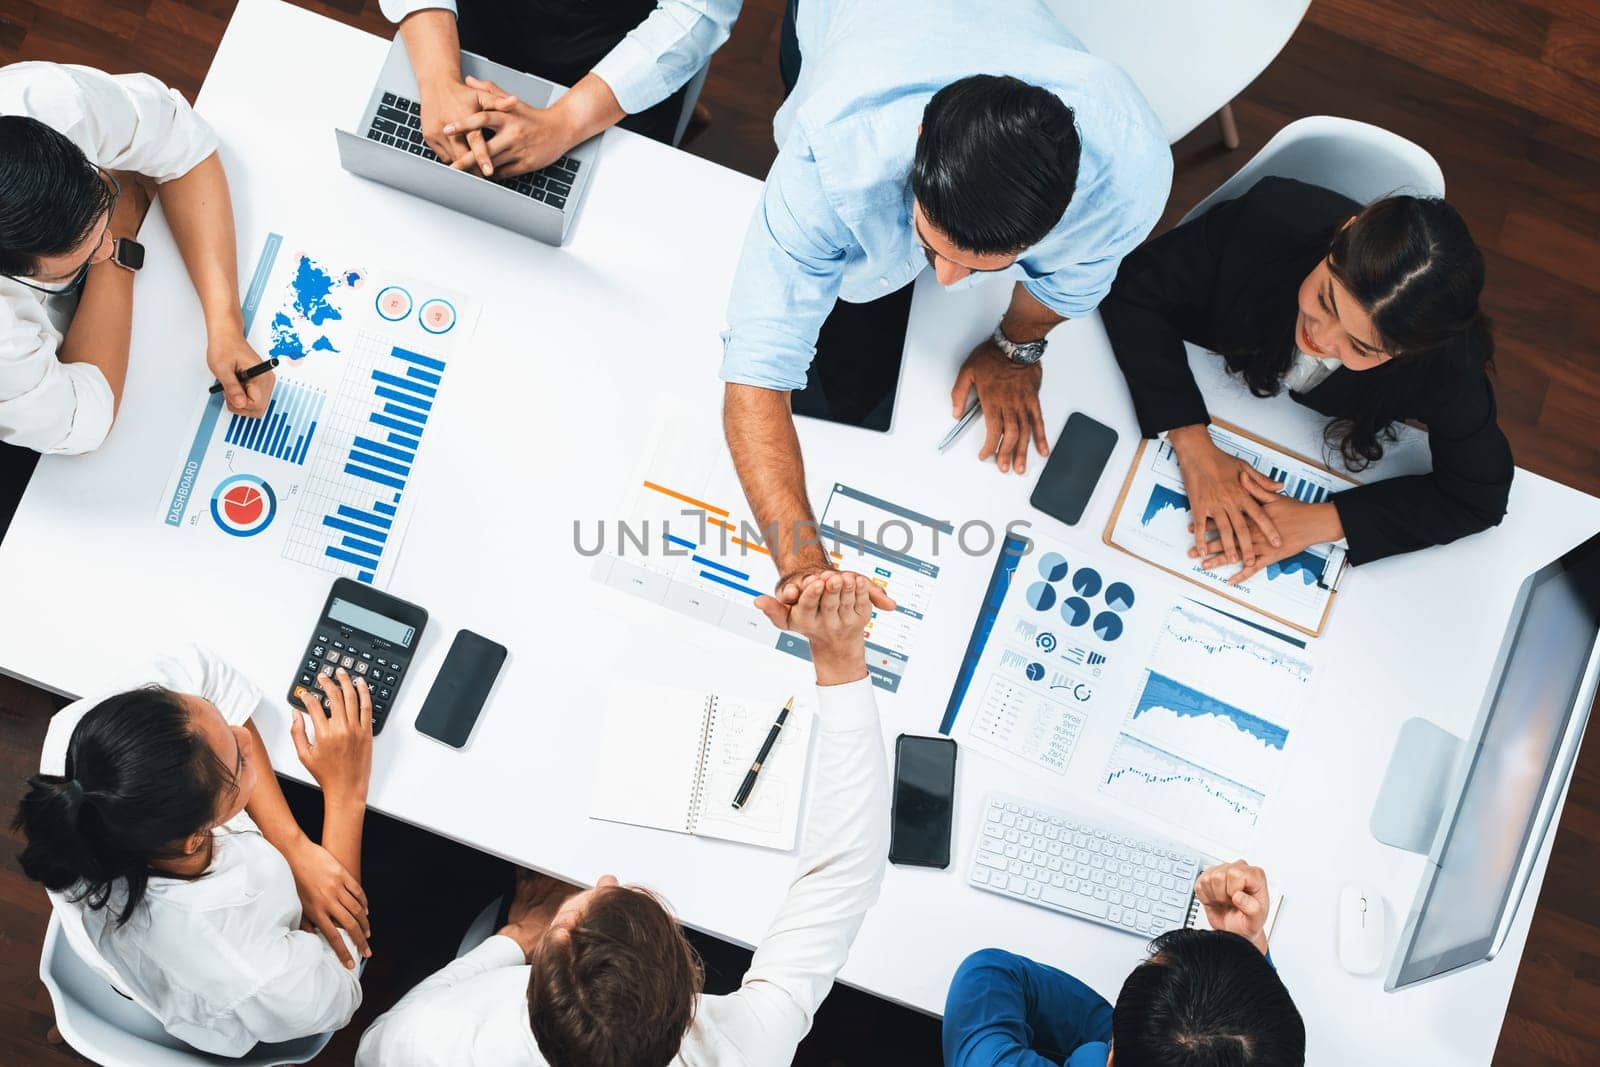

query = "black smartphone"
[
  {"left": 413, "top": 629, "right": 508, "bottom": 749},
  {"left": 1030, "top": 411, "right": 1119, "bottom": 525},
  {"left": 889, "top": 734, "right": 958, "bottom": 868}
]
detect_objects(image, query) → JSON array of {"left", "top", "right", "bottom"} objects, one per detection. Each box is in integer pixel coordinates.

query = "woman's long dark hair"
[
  {"left": 1222, "top": 194, "right": 1492, "bottom": 470},
  {"left": 13, "top": 687, "right": 236, "bottom": 925}
]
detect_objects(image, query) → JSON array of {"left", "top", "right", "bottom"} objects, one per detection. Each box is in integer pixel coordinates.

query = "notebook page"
[
  {"left": 1186, "top": 884, "right": 1285, "bottom": 940},
  {"left": 693, "top": 694, "right": 813, "bottom": 850},
  {"left": 590, "top": 681, "right": 710, "bottom": 835}
]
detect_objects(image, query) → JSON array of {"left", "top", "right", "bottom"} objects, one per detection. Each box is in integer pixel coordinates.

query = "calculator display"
[{"left": 329, "top": 596, "right": 416, "bottom": 647}]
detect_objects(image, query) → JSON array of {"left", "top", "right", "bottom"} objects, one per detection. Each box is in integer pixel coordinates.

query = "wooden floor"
[{"left": 3, "top": 1, "right": 1600, "bottom": 1064}]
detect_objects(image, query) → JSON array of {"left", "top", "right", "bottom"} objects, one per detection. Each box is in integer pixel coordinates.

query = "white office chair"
[
  {"left": 457, "top": 895, "right": 504, "bottom": 958},
  {"left": 1044, "top": 0, "right": 1310, "bottom": 147},
  {"left": 1178, "top": 115, "right": 1446, "bottom": 225},
  {"left": 38, "top": 912, "right": 331, "bottom": 1067}
]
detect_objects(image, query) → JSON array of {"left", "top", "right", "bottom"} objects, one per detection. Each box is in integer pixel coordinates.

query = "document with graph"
[
  {"left": 1098, "top": 600, "right": 1316, "bottom": 852},
  {"left": 1104, "top": 420, "right": 1358, "bottom": 636},
  {"left": 157, "top": 233, "right": 477, "bottom": 587}
]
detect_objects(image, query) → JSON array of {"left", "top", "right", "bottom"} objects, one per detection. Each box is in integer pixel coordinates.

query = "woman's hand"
[
  {"left": 1189, "top": 473, "right": 1345, "bottom": 585},
  {"left": 1169, "top": 424, "right": 1284, "bottom": 568},
  {"left": 787, "top": 572, "right": 873, "bottom": 686},
  {"left": 290, "top": 668, "right": 373, "bottom": 806},
  {"left": 444, "top": 77, "right": 577, "bottom": 179},
  {"left": 285, "top": 836, "right": 371, "bottom": 968}
]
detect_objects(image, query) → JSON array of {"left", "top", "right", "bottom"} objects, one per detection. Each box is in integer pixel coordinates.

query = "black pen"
[
  {"left": 208, "top": 357, "right": 279, "bottom": 395},
  {"left": 732, "top": 696, "right": 794, "bottom": 810}
]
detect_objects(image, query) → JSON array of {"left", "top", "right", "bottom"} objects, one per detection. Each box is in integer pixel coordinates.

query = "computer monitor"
[{"left": 1384, "top": 531, "right": 1600, "bottom": 990}]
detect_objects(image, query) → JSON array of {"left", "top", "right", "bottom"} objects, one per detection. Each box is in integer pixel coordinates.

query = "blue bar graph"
[{"left": 223, "top": 380, "right": 326, "bottom": 466}]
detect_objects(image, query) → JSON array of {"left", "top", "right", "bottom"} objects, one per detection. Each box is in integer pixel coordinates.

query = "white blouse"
[{"left": 39, "top": 646, "right": 362, "bottom": 1057}]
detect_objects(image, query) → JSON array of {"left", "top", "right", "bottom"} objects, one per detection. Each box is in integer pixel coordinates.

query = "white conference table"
[{"left": 3, "top": 2, "right": 1597, "bottom": 1063}]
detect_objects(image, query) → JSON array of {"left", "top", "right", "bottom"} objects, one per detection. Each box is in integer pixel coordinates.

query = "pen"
[
  {"left": 937, "top": 398, "right": 982, "bottom": 452},
  {"left": 732, "top": 696, "right": 794, "bottom": 810},
  {"left": 208, "top": 357, "right": 279, "bottom": 395}
]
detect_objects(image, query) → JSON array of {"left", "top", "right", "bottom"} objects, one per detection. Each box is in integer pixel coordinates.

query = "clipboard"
[{"left": 1102, "top": 419, "right": 1358, "bottom": 638}]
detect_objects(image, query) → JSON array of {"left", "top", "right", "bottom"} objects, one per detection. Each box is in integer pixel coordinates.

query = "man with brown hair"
[{"left": 356, "top": 573, "right": 889, "bottom": 1066}]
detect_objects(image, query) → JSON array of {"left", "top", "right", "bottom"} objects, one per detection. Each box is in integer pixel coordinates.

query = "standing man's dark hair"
[
  {"left": 0, "top": 115, "right": 116, "bottom": 277},
  {"left": 1112, "top": 929, "right": 1306, "bottom": 1067},
  {"left": 910, "top": 74, "right": 1082, "bottom": 256}
]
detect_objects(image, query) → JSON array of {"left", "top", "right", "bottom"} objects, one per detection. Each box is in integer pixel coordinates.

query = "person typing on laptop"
[
  {"left": 384, "top": 1, "right": 741, "bottom": 179},
  {"left": 942, "top": 861, "right": 1304, "bottom": 1067},
  {"left": 356, "top": 571, "right": 889, "bottom": 1066}
]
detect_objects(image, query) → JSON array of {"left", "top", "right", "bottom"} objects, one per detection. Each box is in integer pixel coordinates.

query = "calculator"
[{"left": 288, "top": 579, "right": 429, "bottom": 735}]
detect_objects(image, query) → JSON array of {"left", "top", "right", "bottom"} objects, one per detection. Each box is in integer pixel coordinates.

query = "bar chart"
[{"left": 224, "top": 380, "right": 327, "bottom": 465}]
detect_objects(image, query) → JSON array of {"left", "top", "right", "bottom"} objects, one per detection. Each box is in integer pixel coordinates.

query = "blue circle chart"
[
  {"left": 1072, "top": 567, "right": 1102, "bottom": 598},
  {"left": 1036, "top": 632, "right": 1057, "bottom": 652},
  {"left": 1092, "top": 611, "right": 1124, "bottom": 642},
  {"left": 1025, "top": 581, "right": 1057, "bottom": 611},
  {"left": 1025, "top": 662, "right": 1045, "bottom": 681},
  {"left": 209, "top": 474, "right": 276, "bottom": 537},
  {"left": 419, "top": 298, "right": 457, "bottom": 334},
  {"left": 1104, "top": 581, "right": 1136, "bottom": 612},
  {"left": 375, "top": 286, "right": 413, "bottom": 321},
  {"left": 1061, "top": 597, "right": 1091, "bottom": 627},
  {"left": 1037, "top": 552, "right": 1069, "bottom": 582}
]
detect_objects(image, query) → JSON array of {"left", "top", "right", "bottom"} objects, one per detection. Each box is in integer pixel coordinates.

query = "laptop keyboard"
[{"left": 366, "top": 91, "right": 580, "bottom": 210}]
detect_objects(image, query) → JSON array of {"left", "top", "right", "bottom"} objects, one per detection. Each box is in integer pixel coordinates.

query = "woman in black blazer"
[{"left": 1100, "top": 175, "right": 1512, "bottom": 581}]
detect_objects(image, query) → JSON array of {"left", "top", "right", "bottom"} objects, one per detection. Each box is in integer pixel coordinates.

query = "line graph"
[
  {"left": 1266, "top": 548, "right": 1328, "bottom": 586},
  {"left": 1101, "top": 733, "right": 1265, "bottom": 847},
  {"left": 1140, "top": 483, "right": 1190, "bottom": 527}
]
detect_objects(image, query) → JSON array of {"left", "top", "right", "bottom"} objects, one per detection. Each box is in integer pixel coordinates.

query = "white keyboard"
[{"left": 970, "top": 793, "right": 1204, "bottom": 937}]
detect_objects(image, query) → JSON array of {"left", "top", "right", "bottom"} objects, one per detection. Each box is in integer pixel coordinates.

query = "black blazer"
[{"left": 1099, "top": 176, "right": 1513, "bottom": 566}]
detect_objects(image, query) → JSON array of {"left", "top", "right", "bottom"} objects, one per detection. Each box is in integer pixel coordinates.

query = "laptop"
[{"left": 335, "top": 36, "right": 600, "bottom": 246}]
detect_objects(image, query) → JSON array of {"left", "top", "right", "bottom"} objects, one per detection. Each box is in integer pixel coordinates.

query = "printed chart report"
[
  {"left": 1099, "top": 601, "right": 1315, "bottom": 850},
  {"left": 158, "top": 234, "right": 476, "bottom": 586},
  {"left": 591, "top": 423, "right": 946, "bottom": 692},
  {"left": 1105, "top": 424, "right": 1358, "bottom": 635}
]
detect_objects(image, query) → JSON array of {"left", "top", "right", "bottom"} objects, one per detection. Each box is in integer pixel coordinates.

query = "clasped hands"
[{"left": 423, "top": 75, "right": 575, "bottom": 179}]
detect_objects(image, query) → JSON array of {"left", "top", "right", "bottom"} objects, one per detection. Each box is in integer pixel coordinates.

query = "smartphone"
[
  {"left": 889, "top": 734, "right": 958, "bottom": 868},
  {"left": 413, "top": 629, "right": 508, "bottom": 749},
  {"left": 1030, "top": 412, "right": 1119, "bottom": 525}
]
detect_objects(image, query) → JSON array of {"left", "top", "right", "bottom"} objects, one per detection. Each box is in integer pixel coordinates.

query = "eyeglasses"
[{"left": 4, "top": 169, "right": 122, "bottom": 296}]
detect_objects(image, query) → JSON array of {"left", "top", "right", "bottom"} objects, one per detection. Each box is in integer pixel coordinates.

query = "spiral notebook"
[
  {"left": 589, "top": 682, "right": 813, "bottom": 851},
  {"left": 1185, "top": 883, "right": 1286, "bottom": 939}
]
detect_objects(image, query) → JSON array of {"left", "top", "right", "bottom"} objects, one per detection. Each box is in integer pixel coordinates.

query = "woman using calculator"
[
  {"left": 13, "top": 646, "right": 374, "bottom": 1056},
  {"left": 1100, "top": 176, "right": 1513, "bottom": 581}
]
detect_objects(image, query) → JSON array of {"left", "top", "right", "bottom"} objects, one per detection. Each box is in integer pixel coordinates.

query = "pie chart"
[
  {"left": 1026, "top": 581, "right": 1057, "bottom": 611},
  {"left": 1061, "top": 596, "right": 1091, "bottom": 627},
  {"left": 209, "top": 474, "right": 276, "bottom": 537},
  {"left": 1092, "top": 611, "right": 1124, "bottom": 642},
  {"left": 375, "top": 286, "right": 413, "bottom": 321},
  {"left": 1104, "top": 582, "right": 1135, "bottom": 612},
  {"left": 419, "top": 298, "right": 457, "bottom": 334},
  {"left": 1025, "top": 662, "right": 1045, "bottom": 681},
  {"left": 1071, "top": 567, "right": 1102, "bottom": 597},
  {"left": 1037, "top": 552, "right": 1069, "bottom": 582}
]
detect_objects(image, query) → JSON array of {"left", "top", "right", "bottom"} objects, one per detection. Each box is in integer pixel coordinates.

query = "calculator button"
[
  {"left": 340, "top": 655, "right": 355, "bottom": 669},
  {"left": 332, "top": 639, "right": 344, "bottom": 649},
  {"left": 319, "top": 664, "right": 335, "bottom": 677},
  {"left": 376, "top": 656, "right": 388, "bottom": 667},
  {"left": 378, "top": 688, "right": 392, "bottom": 700},
  {"left": 311, "top": 645, "right": 325, "bottom": 657},
  {"left": 324, "top": 650, "right": 340, "bottom": 663},
  {"left": 360, "top": 650, "right": 372, "bottom": 661},
  {"left": 355, "top": 661, "right": 369, "bottom": 675},
  {"left": 384, "top": 673, "right": 397, "bottom": 685}
]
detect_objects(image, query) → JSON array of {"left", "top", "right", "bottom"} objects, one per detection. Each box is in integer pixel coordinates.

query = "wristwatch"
[
  {"left": 992, "top": 324, "right": 1047, "bottom": 366},
  {"left": 111, "top": 237, "right": 145, "bottom": 273}
]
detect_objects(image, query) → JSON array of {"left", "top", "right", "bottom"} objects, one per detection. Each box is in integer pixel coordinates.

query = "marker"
[
  {"left": 732, "top": 696, "right": 794, "bottom": 810},
  {"left": 209, "top": 357, "right": 279, "bottom": 395}
]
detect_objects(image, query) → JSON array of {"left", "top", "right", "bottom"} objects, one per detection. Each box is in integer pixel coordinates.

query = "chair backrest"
[
  {"left": 1179, "top": 116, "right": 1446, "bottom": 225},
  {"left": 38, "top": 912, "right": 331, "bottom": 1067},
  {"left": 1044, "top": 0, "right": 1310, "bottom": 143}
]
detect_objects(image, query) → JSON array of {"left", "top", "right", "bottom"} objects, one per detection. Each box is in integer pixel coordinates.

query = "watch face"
[
  {"left": 1011, "top": 342, "right": 1046, "bottom": 365},
  {"left": 115, "top": 238, "right": 145, "bottom": 271}
]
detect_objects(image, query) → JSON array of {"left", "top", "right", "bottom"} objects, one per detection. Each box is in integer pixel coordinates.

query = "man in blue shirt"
[
  {"left": 943, "top": 860, "right": 1304, "bottom": 1067},
  {"left": 721, "top": 1, "right": 1172, "bottom": 623}
]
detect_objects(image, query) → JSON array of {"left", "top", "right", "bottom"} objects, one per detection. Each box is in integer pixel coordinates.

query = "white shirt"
[
  {"left": 0, "top": 62, "right": 217, "bottom": 454},
  {"left": 379, "top": 1, "right": 741, "bottom": 116},
  {"left": 1282, "top": 346, "right": 1343, "bottom": 394},
  {"left": 355, "top": 678, "right": 889, "bottom": 1066},
  {"left": 40, "top": 645, "right": 362, "bottom": 1057}
]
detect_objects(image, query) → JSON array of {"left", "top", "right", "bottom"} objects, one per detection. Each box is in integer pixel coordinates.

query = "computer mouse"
[{"left": 1338, "top": 883, "right": 1386, "bottom": 975}]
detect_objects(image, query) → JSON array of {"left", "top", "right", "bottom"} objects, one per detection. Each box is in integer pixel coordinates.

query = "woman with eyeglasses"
[
  {"left": 14, "top": 645, "right": 375, "bottom": 1056},
  {"left": 0, "top": 62, "right": 276, "bottom": 458},
  {"left": 1101, "top": 176, "right": 1513, "bottom": 582}
]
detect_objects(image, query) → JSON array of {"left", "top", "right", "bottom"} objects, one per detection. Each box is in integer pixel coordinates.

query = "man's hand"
[
  {"left": 419, "top": 74, "right": 500, "bottom": 175},
  {"left": 285, "top": 837, "right": 370, "bottom": 968},
  {"left": 755, "top": 561, "right": 896, "bottom": 633},
  {"left": 290, "top": 668, "right": 374, "bottom": 806},
  {"left": 498, "top": 867, "right": 583, "bottom": 960},
  {"left": 1195, "top": 859, "right": 1272, "bottom": 954},
  {"left": 206, "top": 331, "right": 274, "bottom": 416},
  {"left": 950, "top": 339, "right": 1047, "bottom": 475},
  {"left": 786, "top": 573, "right": 874, "bottom": 685},
  {"left": 1189, "top": 473, "right": 1344, "bottom": 586},
  {"left": 1169, "top": 424, "right": 1282, "bottom": 568},
  {"left": 445, "top": 78, "right": 576, "bottom": 179}
]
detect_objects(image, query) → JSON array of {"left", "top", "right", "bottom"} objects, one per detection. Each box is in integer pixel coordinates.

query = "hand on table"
[
  {"left": 417, "top": 73, "right": 502, "bottom": 176},
  {"left": 498, "top": 867, "right": 583, "bottom": 959},
  {"left": 950, "top": 338, "right": 1047, "bottom": 475},
  {"left": 444, "top": 77, "right": 575, "bottom": 179},
  {"left": 1188, "top": 472, "right": 1344, "bottom": 585},
  {"left": 206, "top": 332, "right": 274, "bottom": 416},
  {"left": 291, "top": 668, "right": 373, "bottom": 806},
  {"left": 286, "top": 837, "right": 370, "bottom": 967},
  {"left": 1168, "top": 423, "right": 1283, "bottom": 568},
  {"left": 786, "top": 572, "right": 875, "bottom": 685},
  {"left": 1194, "top": 859, "right": 1272, "bottom": 955}
]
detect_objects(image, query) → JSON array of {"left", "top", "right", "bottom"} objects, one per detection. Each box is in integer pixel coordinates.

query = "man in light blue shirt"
[
  {"left": 384, "top": 0, "right": 740, "bottom": 177},
  {"left": 722, "top": 1, "right": 1172, "bottom": 623}
]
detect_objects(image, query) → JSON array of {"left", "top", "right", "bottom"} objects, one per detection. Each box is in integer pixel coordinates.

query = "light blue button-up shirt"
[{"left": 720, "top": 0, "right": 1173, "bottom": 391}]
